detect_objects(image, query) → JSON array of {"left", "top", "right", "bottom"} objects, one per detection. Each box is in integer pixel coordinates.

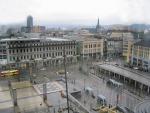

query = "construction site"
[
  {"left": 0, "top": 60, "right": 144, "bottom": 113},
  {"left": 0, "top": 76, "right": 130, "bottom": 113}
]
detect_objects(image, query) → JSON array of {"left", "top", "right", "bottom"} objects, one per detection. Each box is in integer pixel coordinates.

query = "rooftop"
[
  {"left": 0, "top": 37, "right": 72, "bottom": 42},
  {"left": 134, "top": 40, "right": 150, "bottom": 47},
  {"left": 97, "top": 64, "right": 150, "bottom": 87},
  {"left": 110, "top": 32, "right": 123, "bottom": 38},
  {"left": 78, "top": 37, "right": 103, "bottom": 42},
  {"left": 107, "top": 38, "right": 122, "bottom": 41}
]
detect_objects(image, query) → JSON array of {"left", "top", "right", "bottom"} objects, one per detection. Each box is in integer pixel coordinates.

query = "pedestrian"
[
  {"left": 103, "top": 77, "right": 105, "bottom": 83},
  {"left": 84, "top": 100, "right": 86, "bottom": 105},
  {"left": 40, "top": 102, "right": 42, "bottom": 106},
  {"left": 90, "top": 103, "right": 92, "bottom": 111}
]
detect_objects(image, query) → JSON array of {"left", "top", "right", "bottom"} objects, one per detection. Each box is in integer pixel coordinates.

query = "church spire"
[
  {"left": 97, "top": 18, "right": 99, "bottom": 26},
  {"left": 96, "top": 18, "right": 100, "bottom": 33}
]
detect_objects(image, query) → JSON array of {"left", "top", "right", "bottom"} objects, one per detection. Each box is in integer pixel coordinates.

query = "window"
[
  {"left": 30, "top": 55, "right": 32, "bottom": 59},
  {"left": 84, "top": 45, "right": 88, "bottom": 48},
  {"left": 10, "top": 56, "right": 12, "bottom": 61},
  {"left": 21, "top": 56, "right": 23, "bottom": 60}
]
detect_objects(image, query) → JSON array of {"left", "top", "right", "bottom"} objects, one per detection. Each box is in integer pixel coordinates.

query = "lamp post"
[
  {"left": 84, "top": 78, "right": 86, "bottom": 90},
  {"left": 63, "top": 48, "right": 70, "bottom": 113}
]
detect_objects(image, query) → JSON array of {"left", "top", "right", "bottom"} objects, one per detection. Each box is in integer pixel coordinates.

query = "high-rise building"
[
  {"left": 27, "top": 15, "right": 33, "bottom": 32},
  {"left": 27, "top": 15, "right": 33, "bottom": 28}
]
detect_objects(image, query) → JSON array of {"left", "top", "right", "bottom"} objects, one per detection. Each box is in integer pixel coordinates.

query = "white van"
[
  {"left": 97, "top": 94, "right": 107, "bottom": 105},
  {"left": 85, "top": 87, "right": 93, "bottom": 94},
  {"left": 85, "top": 87, "right": 95, "bottom": 97},
  {"left": 107, "top": 79, "right": 123, "bottom": 88}
]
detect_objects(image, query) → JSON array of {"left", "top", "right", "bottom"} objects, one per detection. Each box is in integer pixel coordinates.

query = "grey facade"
[
  {"left": 0, "top": 37, "right": 77, "bottom": 68},
  {"left": 106, "top": 38, "right": 123, "bottom": 58}
]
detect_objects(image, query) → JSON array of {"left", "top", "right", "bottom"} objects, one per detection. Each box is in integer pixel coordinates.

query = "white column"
[
  {"left": 134, "top": 81, "right": 136, "bottom": 88},
  {"left": 147, "top": 87, "right": 150, "bottom": 94}
]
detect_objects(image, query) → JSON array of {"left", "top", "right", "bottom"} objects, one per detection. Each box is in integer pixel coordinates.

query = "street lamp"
[
  {"left": 63, "top": 48, "right": 70, "bottom": 113},
  {"left": 84, "top": 78, "right": 86, "bottom": 90}
]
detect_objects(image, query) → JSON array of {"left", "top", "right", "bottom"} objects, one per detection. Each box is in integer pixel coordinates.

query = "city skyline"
[
  {"left": 0, "top": 1, "right": 150, "bottom": 112},
  {"left": 0, "top": 0, "right": 150, "bottom": 25}
]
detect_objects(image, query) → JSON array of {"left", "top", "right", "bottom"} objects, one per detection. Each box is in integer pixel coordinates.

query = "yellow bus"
[
  {"left": 57, "top": 70, "right": 65, "bottom": 75},
  {"left": 0, "top": 70, "right": 19, "bottom": 77}
]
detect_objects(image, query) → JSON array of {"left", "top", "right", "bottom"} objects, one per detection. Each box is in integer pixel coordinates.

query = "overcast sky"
[{"left": 0, "top": 0, "right": 150, "bottom": 25}]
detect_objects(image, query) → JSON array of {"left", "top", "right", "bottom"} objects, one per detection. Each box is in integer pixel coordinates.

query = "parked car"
[
  {"left": 40, "top": 68, "right": 46, "bottom": 71},
  {"left": 105, "top": 59, "right": 109, "bottom": 62},
  {"left": 115, "top": 64, "right": 119, "bottom": 66},
  {"left": 133, "top": 67, "right": 139, "bottom": 70}
]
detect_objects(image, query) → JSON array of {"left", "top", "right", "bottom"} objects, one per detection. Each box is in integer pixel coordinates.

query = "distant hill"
[
  {"left": 144, "top": 32, "right": 150, "bottom": 41},
  {"left": 129, "top": 24, "right": 150, "bottom": 31}
]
